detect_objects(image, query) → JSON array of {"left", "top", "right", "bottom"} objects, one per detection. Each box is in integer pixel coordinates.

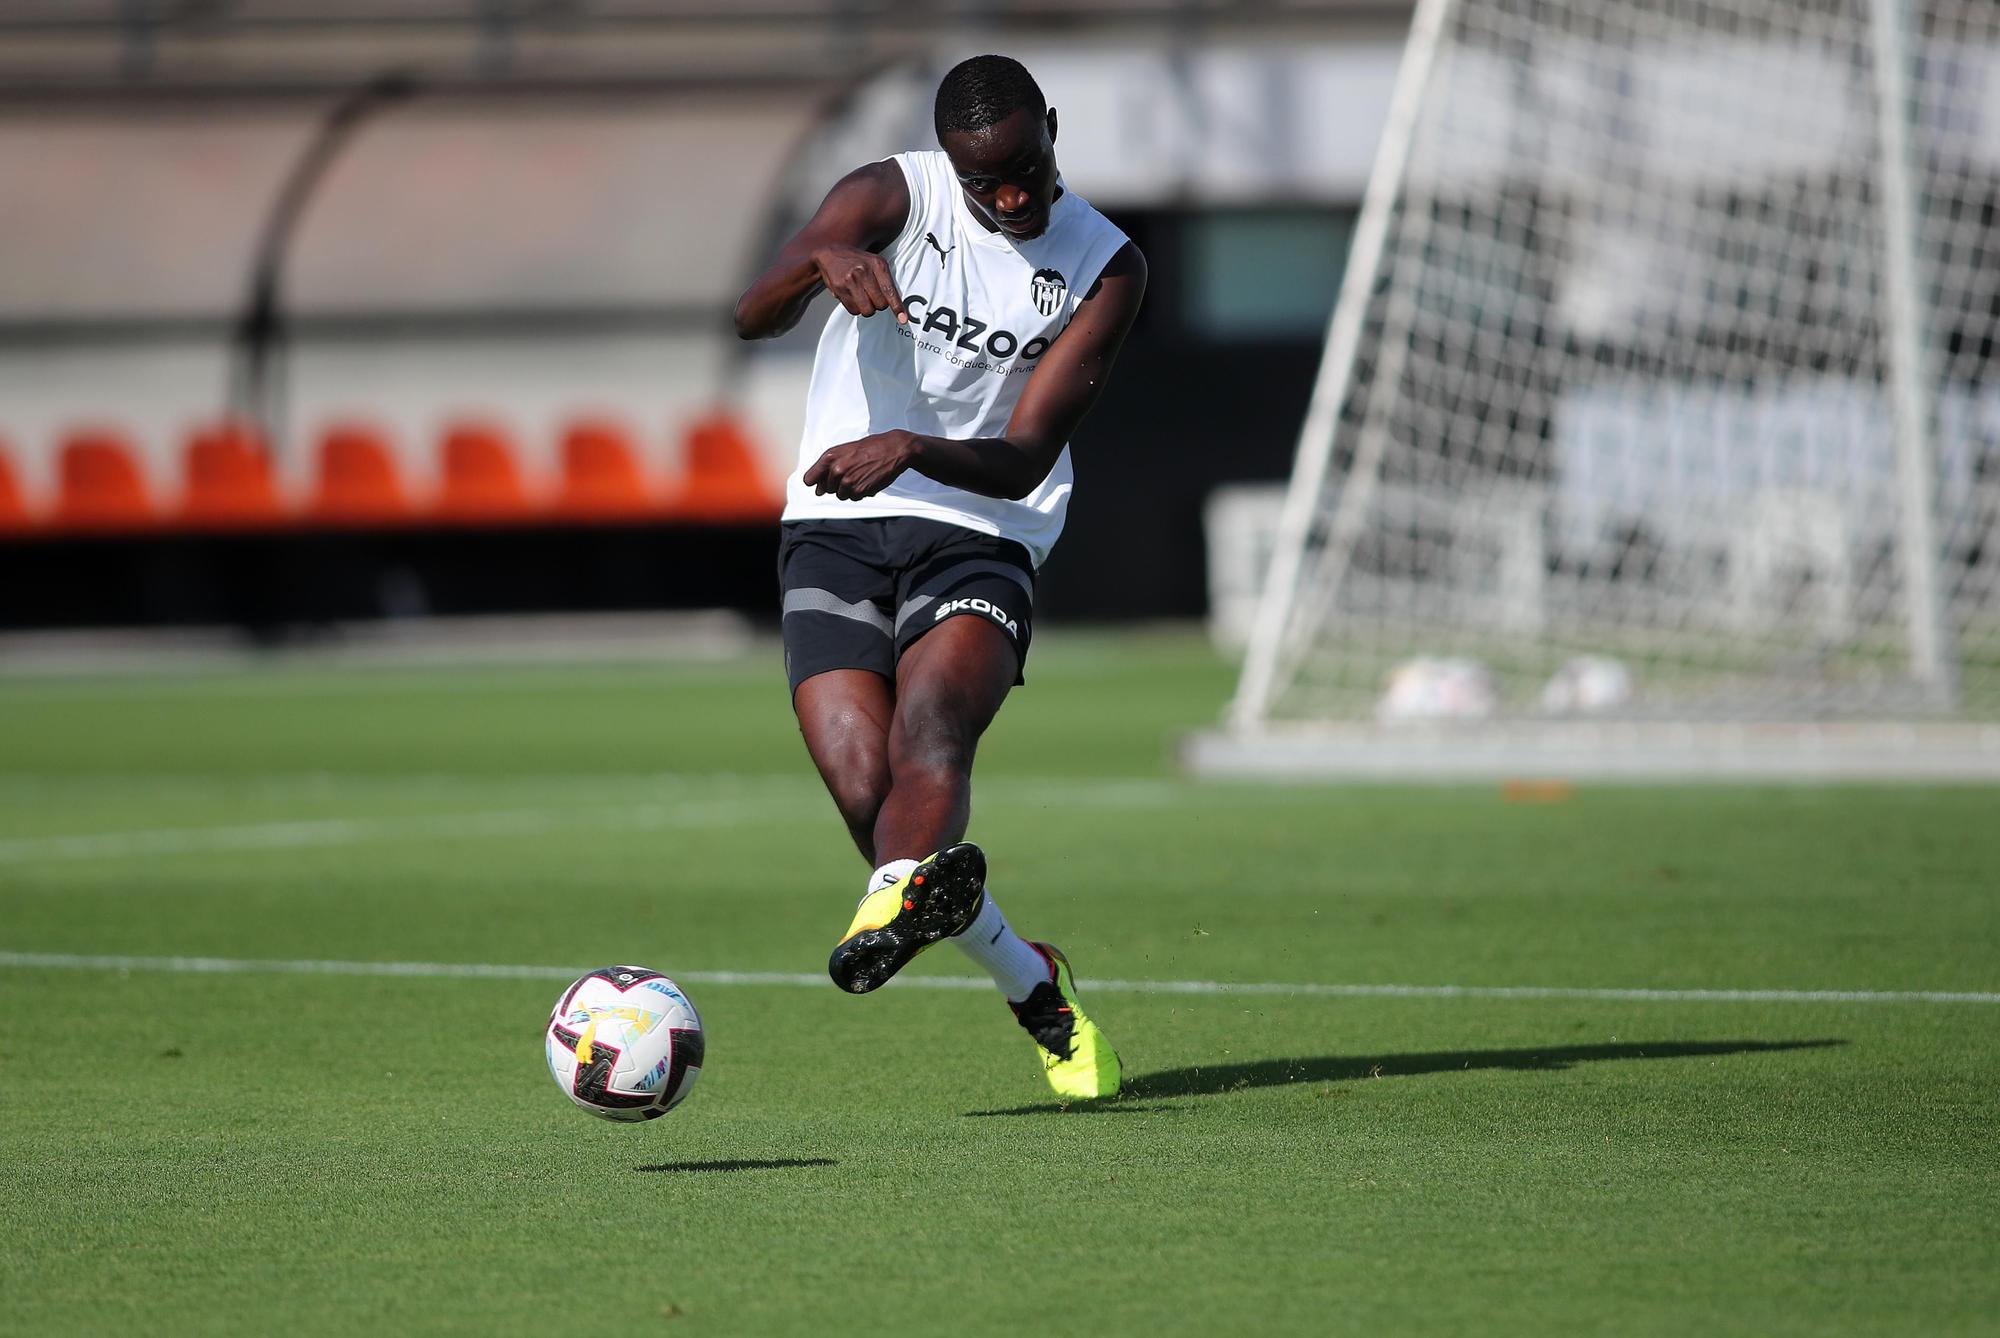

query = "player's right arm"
[{"left": 733, "top": 161, "right": 911, "bottom": 340}]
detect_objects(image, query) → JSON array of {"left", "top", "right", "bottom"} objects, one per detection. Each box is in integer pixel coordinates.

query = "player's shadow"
[
  {"left": 635, "top": 1158, "right": 837, "bottom": 1174},
  {"left": 964, "top": 1038, "right": 1845, "bottom": 1117}
]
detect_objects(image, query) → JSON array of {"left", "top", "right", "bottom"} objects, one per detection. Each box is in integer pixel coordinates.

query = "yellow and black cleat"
[
  {"left": 1011, "top": 943, "right": 1122, "bottom": 1100},
  {"left": 828, "top": 843, "right": 987, "bottom": 995}
]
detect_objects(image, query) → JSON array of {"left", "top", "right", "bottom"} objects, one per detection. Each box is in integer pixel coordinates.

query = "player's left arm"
[{"left": 802, "top": 241, "right": 1148, "bottom": 502}]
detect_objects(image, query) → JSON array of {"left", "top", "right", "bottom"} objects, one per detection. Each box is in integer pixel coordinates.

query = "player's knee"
[
  {"left": 890, "top": 705, "right": 979, "bottom": 782},
  {"left": 825, "top": 747, "right": 889, "bottom": 816},
  {"left": 832, "top": 777, "right": 885, "bottom": 831},
  {"left": 803, "top": 726, "right": 889, "bottom": 822}
]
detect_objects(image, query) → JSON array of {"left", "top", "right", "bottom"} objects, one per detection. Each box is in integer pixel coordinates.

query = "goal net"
[{"left": 1202, "top": 0, "right": 2000, "bottom": 778}]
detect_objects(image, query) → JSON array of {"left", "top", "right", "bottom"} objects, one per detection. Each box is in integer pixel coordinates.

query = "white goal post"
[{"left": 1192, "top": 0, "right": 2000, "bottom": 780}]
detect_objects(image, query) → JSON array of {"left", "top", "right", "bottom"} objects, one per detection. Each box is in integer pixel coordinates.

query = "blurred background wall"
[{"left": 0, "top": 1, "right": 1410, "bottom": 632}]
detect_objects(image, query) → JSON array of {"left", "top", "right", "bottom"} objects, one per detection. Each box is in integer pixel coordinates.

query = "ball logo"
[{"left": 1030, "top": 268, "right": 1067, "bottom": 317}]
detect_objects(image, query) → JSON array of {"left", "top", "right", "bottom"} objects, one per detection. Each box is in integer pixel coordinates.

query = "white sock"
[
  {"left": 864, "top": 858, "right": 920, "bottom": 901},
  {"left": 952, "top": 889, "right": 1055, "bottom": 1002}
]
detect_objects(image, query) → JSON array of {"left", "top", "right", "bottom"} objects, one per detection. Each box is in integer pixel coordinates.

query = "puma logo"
[{"left": 923, "top": 231, "right": 954, "bottom": 267}]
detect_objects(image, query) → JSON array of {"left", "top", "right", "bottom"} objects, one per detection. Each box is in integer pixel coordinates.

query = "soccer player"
[{"left": 733, "top": 54, "right": 1145, "bottom": 1099}]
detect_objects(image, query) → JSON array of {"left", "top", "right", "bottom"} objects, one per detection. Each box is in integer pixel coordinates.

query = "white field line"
[
  {"left": 0, "top": 780, "right": 1180, "bottom": 866},
  {"left": 0, "top": 950, "right": 1993, "bottom": 1005}
]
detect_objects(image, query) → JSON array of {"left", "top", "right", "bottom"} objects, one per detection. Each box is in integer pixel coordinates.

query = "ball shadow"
[{"left": 635, "top": 1157, "right": 838, "bottom": 1174}]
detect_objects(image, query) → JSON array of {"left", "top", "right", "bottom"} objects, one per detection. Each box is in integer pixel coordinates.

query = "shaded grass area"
[
  {"left": 1, "top": 630, "right": 1996, "bottom": 1335},
  {"left": 966, "top": 1037, "right": 1852, "bottom": 1115}
]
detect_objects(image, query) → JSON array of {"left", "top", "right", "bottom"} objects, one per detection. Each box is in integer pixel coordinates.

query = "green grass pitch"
[{"left": 1, "top": 629, "right": 1995, "bottom": 1335}]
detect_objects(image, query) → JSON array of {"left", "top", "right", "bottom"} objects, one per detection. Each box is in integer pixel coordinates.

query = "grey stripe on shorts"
[
  {"left": 936, "top": 559, "right": 1034, "bottom": 598},
  {"left": 782, "top": 587, "right": 892, "bottom": 635},
  {"left": 894, "top": 595, "right": 936, "bottom": 635}
]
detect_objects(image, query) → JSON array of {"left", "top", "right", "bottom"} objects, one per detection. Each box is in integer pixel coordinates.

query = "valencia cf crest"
[{"left": 1030, "top": 267, "right": 1067, "bottom": 317}]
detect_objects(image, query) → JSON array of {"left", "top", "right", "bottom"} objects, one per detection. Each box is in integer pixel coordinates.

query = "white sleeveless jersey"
[{"left": 783, "top": 150, "right": 1131, "bottom": 566}]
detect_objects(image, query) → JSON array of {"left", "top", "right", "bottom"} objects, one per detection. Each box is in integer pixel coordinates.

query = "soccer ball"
[
  {"left": 545, "top": 966, "right": 705, "bottom": 1121},
  {"left": 1538, "top": 655, "right": 1636, "bottom": 716},
  {"left": 1376, "top": 656, "right": 1498, "bottom": 723}
]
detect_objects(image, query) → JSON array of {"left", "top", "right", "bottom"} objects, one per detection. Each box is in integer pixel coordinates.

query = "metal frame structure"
[{"left": 1205, "top": 0, "right": 1988, "bottom": 780}]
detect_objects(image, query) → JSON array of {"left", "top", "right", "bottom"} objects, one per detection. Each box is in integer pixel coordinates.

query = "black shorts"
[{"left": 777, "top": 516, "right": 1037, "bottom": 694}]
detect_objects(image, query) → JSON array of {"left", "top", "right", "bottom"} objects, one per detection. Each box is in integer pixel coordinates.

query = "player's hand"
[
  {"left": 803, "top": 430, "right": 918, "bottom": 501},
  {"left": 811, "top": 244, "right": 909, "bottom": 324}
]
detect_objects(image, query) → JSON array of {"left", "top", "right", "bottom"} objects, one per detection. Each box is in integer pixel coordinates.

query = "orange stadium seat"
[
  {"left": 670, "top": 412, "right": 782, "bottom": 522},
  {"left": 0, "top": 441, "right": 31, "bottom": 531},
  {"left": 308, "top": 423, "right": 411, "bottom": 525},
  {"left": 53, "top": 428, "right": 155, "bottom": 531},
  {"left": 554, "top": 419, "right": 655, "bottom": 520},
  {"left": 433, "top": 420, "right": 534, "bottom": 523},
  {"left": 179, "top": 422, "right": 285, "bottom": 528}
]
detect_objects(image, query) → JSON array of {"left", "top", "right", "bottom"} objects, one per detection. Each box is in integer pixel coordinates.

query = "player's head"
[{"left": 934, "top": 54, "right": 1059, "bottom": 241}]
